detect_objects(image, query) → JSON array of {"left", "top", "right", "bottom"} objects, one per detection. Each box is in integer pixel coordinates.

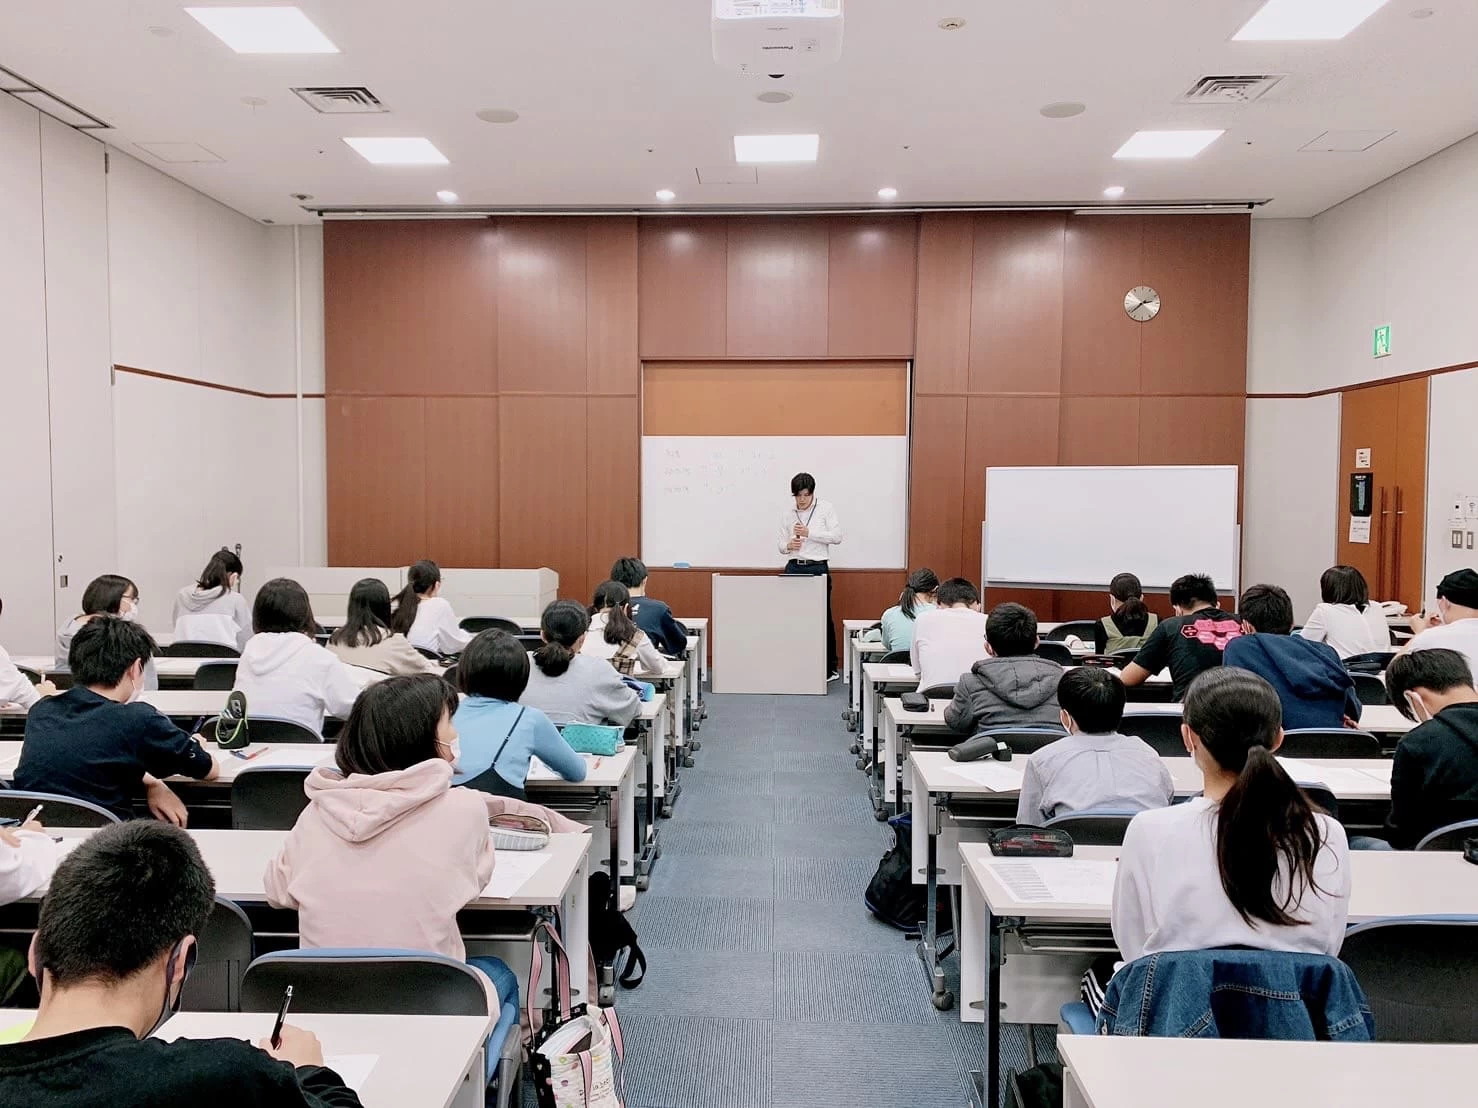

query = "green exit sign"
[{"left": 1373, "top": 324, "right": 1392, "bottom": 358}]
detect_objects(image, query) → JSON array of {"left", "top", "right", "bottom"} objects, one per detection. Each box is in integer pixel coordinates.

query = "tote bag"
[{"left": 529, "top": 919, "right": 626, "bottom": 1108}]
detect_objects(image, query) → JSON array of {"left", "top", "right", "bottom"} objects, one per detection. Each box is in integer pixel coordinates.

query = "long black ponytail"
[
  {"left": 1109, "top": 571, "right": 1151, "bottom": 637},
  {"left": 535, "top": 600, "right": 590, "bottom": 678},
  {"left": 899, "top": 568, "right": 939, "bottom": 620},
  {"left": 1183, "top": 668, "right": 1328, "bottom": 928},
  {"left": 591, "top": 580, "right": 638, "bottom": 647},
  {"left": 390, "top": 559, "right": 441, "bottom": 636}
]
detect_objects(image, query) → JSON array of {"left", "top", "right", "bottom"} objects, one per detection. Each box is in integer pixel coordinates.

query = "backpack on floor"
[
  {"left": 1006, "top": 1063, "right": 1064, "bottom": 1108},
  {"left": 589, "top": 872, "right": 646, "bottom": 988},
  {"left": 864, "top": 813, "right": 952, "bottom": 932}
]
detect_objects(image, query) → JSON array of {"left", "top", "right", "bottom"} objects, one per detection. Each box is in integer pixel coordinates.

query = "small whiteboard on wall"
[{"left": 982, "top": 466, "right": 1240, "bottom": 591}]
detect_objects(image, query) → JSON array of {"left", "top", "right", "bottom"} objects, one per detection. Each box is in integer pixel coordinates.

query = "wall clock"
[{"left": 1123, "top": 285, "right": 1161, "bottom": 322}]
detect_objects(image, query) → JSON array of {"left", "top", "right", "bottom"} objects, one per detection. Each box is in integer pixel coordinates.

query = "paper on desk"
[
  {"left": 525, "top": 756, "right": 574, "bottom": 782},
  {"left": 323, "top": 1054, "right": 377, "bottom": 1093},
  {"left": 944, "top": 759, "right": 1024, "bottom": 791},
  {"left": 986, "top": 859, "right": 1117, "bottom": 904},
  {"left": 1276, "top": 758, "right": 1388, "bottom": 795},
  {"left": 482, "top": 851, "right": 552, "bottom": 898}
]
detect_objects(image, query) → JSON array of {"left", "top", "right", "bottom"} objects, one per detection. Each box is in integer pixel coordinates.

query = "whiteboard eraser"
[{"left": 673, "top": 562, "right": 691, "bottom": 569}]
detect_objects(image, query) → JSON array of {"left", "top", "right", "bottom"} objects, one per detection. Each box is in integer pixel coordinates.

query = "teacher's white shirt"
[{"left": 778, "top": 499, "right": 843, "bottom": 562}]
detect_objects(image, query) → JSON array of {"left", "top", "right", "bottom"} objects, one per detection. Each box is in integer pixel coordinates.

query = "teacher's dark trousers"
[{"left": 784, "top": 558, "right": 837, "bottom": 674}]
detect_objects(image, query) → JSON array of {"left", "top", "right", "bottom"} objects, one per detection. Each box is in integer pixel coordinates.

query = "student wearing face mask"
[
  {"left": 55, "top": 574, "right": 159, "bottom": 691},
  {"left": 1382, "top": 648, "right": 1478, "bottom": 849},
  {"left": 172, "top": 548, "right": 253, "bottom": 650},
  {"left": 16, "top": 618, "right": 216, "bottom": 824}
]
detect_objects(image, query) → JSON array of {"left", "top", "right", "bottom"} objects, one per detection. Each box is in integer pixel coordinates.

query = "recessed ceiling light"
[
  {"left": 1233, "top": 0, "right": 1390, "bottom": 41},
  {"left": 1113, "top": 129, "right": 1224, "bottom": 159},
  {"left": 756, "top": 90, "right": 794, "bottom": 104},
  {"left": 240, "top": 95, "right": 267, "bottom": 108},
  {"left": 147, "top": 25, "right": 174, "bottom": 37},
  {"left": 343, "top": 137, "right": 449, "bottom": 166},
  {"left": 655, "top": 189, "right": 676, "bottom": 202},
  {"left": 436, "top": 190, "right": 458, "bottom": 203},
  {"left": 938, "top": 17, "right": 966, "bottom": 30},
  {"left": 475, "top": 108, "right": 520, "bottom": 124},
  {"left": 877, "top": 187, "right": 898, "bottom": 200},
  {"left": 184, "top": 6, "right": 338, "bottom": 53},
  {"left": 1409, "top": 5, "right": 1434, "bottom": 16},
  {"left": 1103, "top": 185, "right": 1126, "bottom": 199},
  {"left": 1040, "top": 101, "right": 1086, "bottom": 119},
  {"left": 734, "top": 133, "right": 819, "bottom": 163}
]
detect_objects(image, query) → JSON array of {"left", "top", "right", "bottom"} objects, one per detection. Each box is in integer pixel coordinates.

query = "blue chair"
[
  {"left": 1059, "top": 1001, "right": 1097, "bottom": 1035},
  {"left": 1045, "top": 808, "right": 1139, "bottom": 846},
  {"left": 0, "top": 789, "right": 119, "bottom": 827},
  {"left": 1415, "top": 818, "right": 1478, "bottom": 851},
  {"left": 241, "top": 949, "right": 521, "bottom": 1106},
  {"left": 1341, "top": 917, "right": 1478, "bottom": 1041}
]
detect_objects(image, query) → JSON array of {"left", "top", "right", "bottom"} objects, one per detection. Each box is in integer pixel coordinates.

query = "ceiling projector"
[{"left": 712, "top": 0, "right": 844, "bottom": 77}]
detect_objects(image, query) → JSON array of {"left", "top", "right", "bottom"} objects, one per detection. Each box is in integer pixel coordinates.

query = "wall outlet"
[
  {"left": 1454, "top": 500, "right": 1468, "bottom": 523},
  {"left": 1469, "top": 531, "right": 1475, "bottom": 551},
  {"left": 1453, "top": 530, "right": 1465, "bottom": 549},
  {"left": 1466, "top": 497, "right": 1478, "bottom": 519}
]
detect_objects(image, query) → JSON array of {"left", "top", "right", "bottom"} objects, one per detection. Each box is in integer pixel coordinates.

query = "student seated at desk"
[
  {"left": 326, "top": 578, "right": 438, "bottom": 676},
  {"left": 0, "top": 817, "right": 63, "bottom": 907},
  {"left": 1382, "top": 648, "right": 1478, "bottom": 849},
  {"left": 583, "top": 581, "right": 664, "bottom": 675},
  {"left": 1224, "top": 584, "right": 1360, "bottom": 732},
  {"left": 1094, "top": 572, "right": 1158, "bottom": 655},
  {"left": 233, "top": 579, "right": 360, "bottom": 737},
  {"left": 1120, "top": 574, "right": 1242, "bottom": 701},
  {"left": 454, "top": 630, "right": 586, "bottom": 800},
  {"left": 910, "top": 577, "right": 988, "bottom": 693},
  {"left": 943, "top": 603, "right": 1063, "bottom": 735},
  {"left": 1112, "top": 668, "right": 1350, "bottom": 964},
  {"left": 611, "top": 556, "right": 687, "bottom": 656},
  {"left": 16, "top": 618, "right": 217, "bottom": 823},
  {"left": 171, "top": 548, "right": 252, "bottom": 651},
  {"left": 1403, "top": 567, "right": 1478, "bottom": 676},
  {"left": 1016, "top": 668, "right": 1172, "bottom": 825},
  {"left": 1298, "top": 564, "right": 1391, "bottom": 659},
  {"left": 392, "top": 559, "right": 471, "bottom": 657},
  {"left": 0, "top": 822, "right": 360, "bottom": 1107},
  {"left": 1, "top": 595, "right": 58, "bottom": 709},
  {"left": 877, "top": 568, "right": 938, "bottom": 653},
  {"left": 521, "top": 601, "right": 639, "bottom": 727},
  {"left": 55, "top": 574, "right": 158, "bottom": 692}
]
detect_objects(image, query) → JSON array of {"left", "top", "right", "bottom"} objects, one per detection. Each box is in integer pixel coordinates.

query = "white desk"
[{"left": 1056, "top": 1037, "right": 1478, "bottom": 1108}]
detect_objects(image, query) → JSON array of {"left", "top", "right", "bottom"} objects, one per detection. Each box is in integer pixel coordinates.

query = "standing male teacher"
[{"left": 780, "top": 472, "right": 844, "bottom": 681}]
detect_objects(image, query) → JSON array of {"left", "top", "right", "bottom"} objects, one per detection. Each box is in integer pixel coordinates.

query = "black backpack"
[
  {"left": 589, "top": 871, "right": 646, "bottom": 988},
  {"left": 864, "top": 813, "right": 952, "bottom": 931}
]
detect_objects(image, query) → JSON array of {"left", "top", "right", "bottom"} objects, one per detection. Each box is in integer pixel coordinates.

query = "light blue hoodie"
[{"left": 452, "top": 696, "right": 587, "bottom": 791}]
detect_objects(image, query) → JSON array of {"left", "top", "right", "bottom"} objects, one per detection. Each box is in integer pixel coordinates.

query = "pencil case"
[{"left": 561, "top": 723, "right": 624, "bottom": 756}]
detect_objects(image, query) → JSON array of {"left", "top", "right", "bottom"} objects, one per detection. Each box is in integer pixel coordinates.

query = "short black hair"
[
  {"left": 81, "top": 574, "right": 137, "bottom": 616},
  {"left": 1238, "top": 583, "right": 1294, "bottom": 636},
  {"left": 458, "top": 629, "right": 531, "bottom": 701},
  {"left": 196, "top": 549, "right": 243, "bottom": 594},
  {"left": 790, "top": 472, "right": 815, "bottom": 496},
  {"left": 35, "top": 822, "right": 215, "bottom": 987},
  {"left": 610, "top": 557, "right": 648, "bottom": 589},
  {"left": 1320, "top": 565, "right": 1369, "bottom": 608},
  {"left": 1057, "top": 667, "right": 1126, "bottom": 733},
  {"left": 336, "top": 674, "right": 457, "bottom": 776},
  {"left": 985, "top": 602, "right": 1037, "bottom": 656},
  {"left": 252, "top": 577, "right": 316, "bottom": 635},
  {"left": 1169, "top": 574, "right": 1218, "bottom": 609},
  {"left": 936, "top": 577, "right": 979, "bottom": 607},
  {"left": 1386, "top": 648, "right": 1475, "bottom": 720},
  {"left": 69, "top": 616, "right": 157, "bottom": 688}
]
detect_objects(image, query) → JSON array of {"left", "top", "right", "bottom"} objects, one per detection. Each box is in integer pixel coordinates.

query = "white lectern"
[{"left": 711, "top": 574, "right": 827, "bottom": 694}]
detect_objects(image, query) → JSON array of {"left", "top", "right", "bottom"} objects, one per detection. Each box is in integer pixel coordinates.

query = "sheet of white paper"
[
  {"left": 986, "top": 859, "right": 1117, "bottom": 905},
  {"left": 1277, "top": 758, "right": 1388, "bottom": 796},
  {"left": 482, "top": 851, "right": 553, "bottom": 898},
  {"left": 1348, "top": 516, "right": 1371, "bottom": 544},
  {"left": 944, "top": 759, "right": 1025, "bottom": 791},
  {"left": 324, "top": 1054, "right": 377, "bottom": 1093},
  {"left": 525, "top": 756, "right": 566, "bottom": 782}
]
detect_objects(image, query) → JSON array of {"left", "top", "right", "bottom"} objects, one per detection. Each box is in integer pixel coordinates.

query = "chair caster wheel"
[
  {"left": 849, "top": 742, "right": 860, "bottom": 755},
  {"left": 874, "top": 808, "right": 888, "bottom": 822},
  {"left": 689, "top": 740, "right": 702, "bottom": 751},
  {"left": 635, "top": 875, "right": 650, "bottom": 891},
  {"left": 660, "top": 802, "right": 674, "bottom": 818},
  {"left": 933, "top": 990, "right": 954, "bottom": 1011},
  {"left": 682, "top": 756, "right": 695, "bottom": 768},
  {"left": 599, "top": 985, "right": 615, "bottom": 1006},
  {"left": 855, "top": 758, "right": 867, "bottom": 771}
]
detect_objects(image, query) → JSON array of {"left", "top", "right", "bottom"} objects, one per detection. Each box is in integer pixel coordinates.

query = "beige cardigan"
[{"left": 327, "top": 631, "right": 438, "bottom": 675}]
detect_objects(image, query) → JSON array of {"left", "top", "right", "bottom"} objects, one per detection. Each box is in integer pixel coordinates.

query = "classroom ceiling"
[{"left": 2, "top": 1, "right": 1477, "bottom": 224}]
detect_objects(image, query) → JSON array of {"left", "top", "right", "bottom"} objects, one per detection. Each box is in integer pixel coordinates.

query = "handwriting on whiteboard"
[{"left": 658, "top": 444, "right": 781, "bottom": 499}]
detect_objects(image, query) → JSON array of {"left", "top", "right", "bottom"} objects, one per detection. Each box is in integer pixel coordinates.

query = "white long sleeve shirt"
[
  {"left": 0, "top": 830, "right": 64, "bottom": 905},
  {"left": 406, "top": 596, "right": 473, "bottom": 655},
  {"left": 1298, "top": 603, "right": 1391, "bottom": 659},
  {"left": 777, "top": 498, "right": 843, "bottom": 562},
  {"left": 0, "top": 645, "right": 40, "bottom": 709}
]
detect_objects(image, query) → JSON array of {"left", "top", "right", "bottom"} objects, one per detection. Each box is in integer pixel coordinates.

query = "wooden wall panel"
[
  {"left": 498, "top": 397, "right": 588, "bottom": 591},
  {"left": 1392, "top": 378, "right": 1429, "bottom": 610},
  {"left": 424, "top": 397, "right": 499, "bottom": 566},
  {"left": 1140, "top": 216, "right": 1250, "bottom": 396},
  {"left": 914, "top": 214, "right": 973, "bottom": 395},
  {"left": 1335, "top": 385, "right": 1396, "bottom": 593},
  {"left": 1059, "top": 397, "right": 1141, "bottom": 465},
  {"left": 965, "top": 396, "right": 1061, "bottom": 584},
  {"left": 1060, "top": 217, "right": 1143, "bottom": 397},
  {"left": 326, "top": 397, "right": 427, "bottom": 564},
  {"left": 637, "top": 219, "right": 727, "bottom": 358},
  {"left": 643, "top": 362, "right": 908, "bottom": 436},
  {"left": 586, "top": 219, "right": 639, "bottom": 394},
  {"left": 496, "top": 220, "right": 588, "bottom": 393},
  {"left": 725, "top": 218, "right": 829, "bottom": 357},
  {"left": 585, "top": 396, "right": 640, "bottom": 599},
  {"left": 967, "top": 214, "right": 1066, "bottom": 395},
  {"left": 826, "top": 216, "right": 919, "bottom": 358},
  {"left": 1137, "top": 396, "right": 1245, "bottom": 467},
  {"left": 908, "top": 397, "right": 969, "bottom": 575}
]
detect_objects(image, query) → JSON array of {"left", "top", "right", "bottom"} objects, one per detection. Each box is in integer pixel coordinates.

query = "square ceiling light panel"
[
  {"left": 1233, "top": 0, "right": 1389, "bottom": 41},
  {"left": 734, "top": 134, "right": 819, "bottom": 163},
  {"left": 343, "top": 137, "right": 449, "bottom": 165},
  {"left": 185, "top": 6, "right": 339, "bottom": 53},
  {"left": 1113, "top": 130, "right": 1224, "bottom": 159}
]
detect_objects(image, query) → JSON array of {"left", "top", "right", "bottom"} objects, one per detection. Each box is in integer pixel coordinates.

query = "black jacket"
[
  {"left": 943, "top": 655, "right": 1063, "bottom": 735},
  {"left": 1385, "top": 701, "right": 1478, "bottom": 849}
]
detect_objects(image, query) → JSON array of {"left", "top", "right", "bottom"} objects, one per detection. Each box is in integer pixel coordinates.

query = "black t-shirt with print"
[{"left": 1130, "top": 608, "right": 1243, "bottom": 700}]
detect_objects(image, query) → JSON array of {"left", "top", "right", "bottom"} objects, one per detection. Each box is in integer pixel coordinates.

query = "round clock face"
[{"left": 1124, "top": 285, "right": 1161, "bottom": 322}]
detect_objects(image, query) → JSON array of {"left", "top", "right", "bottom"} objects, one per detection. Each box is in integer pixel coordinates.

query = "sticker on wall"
[
  {"left": 1372, "top": 324, "right": 1392, "bottom": 358},
  {"left": 1355, "top": 448, "right": 1371, "bottom": 469},
  {"left": 1348, "top": 517, "right": 1372, "bottom": 544}
]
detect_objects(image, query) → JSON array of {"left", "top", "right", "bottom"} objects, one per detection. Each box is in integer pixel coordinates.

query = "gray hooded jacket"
[{"left": 943, "top": 654, "right": 1063, "bottom": 735}]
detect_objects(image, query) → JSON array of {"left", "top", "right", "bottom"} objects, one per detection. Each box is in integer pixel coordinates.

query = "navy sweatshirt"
[{"left": 1223, "top": 633, "right": 1361, "bottom": 732}]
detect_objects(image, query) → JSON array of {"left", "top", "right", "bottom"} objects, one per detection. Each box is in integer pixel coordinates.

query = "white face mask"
[
  {"left": 442, "top": 737, "right": 461, "bottom": 768},
  {"left": 1405, "top": 691, "right": 1432, "bottom": 724}
]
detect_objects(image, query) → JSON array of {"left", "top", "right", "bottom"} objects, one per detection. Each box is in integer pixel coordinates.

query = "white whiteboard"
[
  {"left": 641, "top": 436, "right": 908, "bottom": 569},
  {"left": 983, "top": 466, "right": 1240, "bottom": 591}
]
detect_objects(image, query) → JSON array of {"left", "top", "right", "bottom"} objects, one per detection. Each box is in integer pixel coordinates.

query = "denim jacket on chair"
[{"left": 1097, "top": 948, "right": 1375, "bottom": 1040}]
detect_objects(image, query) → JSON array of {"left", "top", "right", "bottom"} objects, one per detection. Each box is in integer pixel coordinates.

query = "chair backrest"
[
  {"left": 241, "top": 949, "right": 491, "bottom": 1016},
  {"left": 193, "top": 661, "right": 239, "bottom": 691},
  {"left": 1279, "top": 728, "right": 1384, "bottom": 759},
  {"left": 980, "top": 727, "right": 1066, "bottom": 755},
  {"left": 878, "top": 649, "right": 910, "bottom": 665},
  {"left": 1045, "top": 620, "right": 1097, "bottom": 643},
  {"left": 1350, "top": 672, "right": 1389, "bottom": 706},
  {"left": 162, "top": 640, "right": 240, "bottom": 659},
  {"left": 231, "top": 766, "right": 314, "bottom": 830},
  {"left": 1045, "top": 808, "right": 1138, "bottom": 846},
  {"left": 203, "top": 715, "right": 324, "bottom": 744},
  {"left": 441, "top": 664, "right": 459, "bottom": 689},
  {"left": 1340, "top": 918, "right": 1478, "bottom": 1041},
  {"left": 178, "top": 897, "right": 254, "bottom": 1012},
  {"left": 1124, "top": 679, "right": 1175, "bottom": 704},
  {"left": 460, "top": 616, "right": 523, "bottom": 635},
  {"left": 16, "top": 665, "right": 44, "bottom": 686},
  {"left": 516, "top": 634, "right": 544, "bottom": 653},
  {"left": 1345, "top": 651, "right": 1397, "bottom": 674},
  {"left": 1415, "top": 818, "right": 1478, "bottom": 851},
  {"left": 1034, "top": 642, "right": 1074, "bottom": 666},
  {"left": 919, "top": 682, "right": 956, "bottom": 700},
  {"left": 1294, "top": 783, "right": 1339, "bottom": 820},
  {"left": 0, "top": 789, "right": 120, "bottom": 827},
  {"left": 1121, "top": 712, "right": 1187, "bottom": 756}
]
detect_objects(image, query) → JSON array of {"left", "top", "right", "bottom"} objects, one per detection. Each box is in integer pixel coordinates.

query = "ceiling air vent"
[
  {"left": 1178, "top": 75, "right": 1283, "bottom": 104},
  {"left": 292, "top": 86, "right": 386, "bottom": 114}
]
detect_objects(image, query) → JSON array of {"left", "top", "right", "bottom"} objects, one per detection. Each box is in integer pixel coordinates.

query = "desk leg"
[
  {"left": 655, "top": 710, "right": 675, "bottom": 818},
  {"left": 697, "top": 627, "right": 708, "bottom": 707},
  {"left": 986, "top": 910, "right": 1005, "bottom": 1108},
  {"left": 871, "top": 714, "right": 894, "bottom": 820},
  {"left": 618, "top": 770, "right": 636, "bottom": 899},
  {"left": 676, "top": 669, "right": 697, "bottom": 757},
  {"left": 563, "top": 846, "right": 592, "bottom": 1007},
  {"left": 450, "top": 1053, "right": 484, "bottom": 1108},
  {"left": 635, "top": 727, "right": 657, "bottom": 890},
  {"left": 860, "top": 672, "right": 879, "bottom": 770},
  {"left": 960, "top": 872, "right": 986, "bottom": 1024},
  {"left": 914, "top": 773, "right": 953, "bottom": 1010},
  {"left": 1062, "top": 1067, "right": 1090, "bottom": 1108}
]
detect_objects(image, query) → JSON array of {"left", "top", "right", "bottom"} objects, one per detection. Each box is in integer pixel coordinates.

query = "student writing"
[
  {"left": 392, "top": 559, "right": 471, "bottom": 657},
  {"left": 610, "top": 556, "right": 687, "bottom": 656},
  {"left": 878, "top": 568, "right": 938, "bottom": 653},
  {"left": 1298, "top": 564, "right": 1391, "bottom": 660},
  {"left": 172, "top": 548, "right": 253, "bottom": 651},
  {"left": 0, "top": 595, "right": 57, "bottom": 709},
  {"left": 910, "top": 577, "right": 988, "bottom": 694},
  {"left": 1120, "top": 573, "right": 1241, "bottom": 700},
  {"left": 944, "top": 602, "right": 1063, "bottom": 735},
  {"left": 55, "top": 574, "right": 159, "bottom": 691},
  {"left": 1094, "top": 572, "right": 1158, "bottom": 655},
  {"left": 521, "top": 601, "right": 639, "bottom": 727},
  {"left": 327, "top": 578, "right": 439, "bottom": 675},
  {"left": 1382, "top": 648, "right": 1478, "bottom": 849},
  {"left": 583, "top": 580, "right": 665, "bottom": 675},
  {"left": 1403, "top": 567, "right": 1478, "bottom": 677}
]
